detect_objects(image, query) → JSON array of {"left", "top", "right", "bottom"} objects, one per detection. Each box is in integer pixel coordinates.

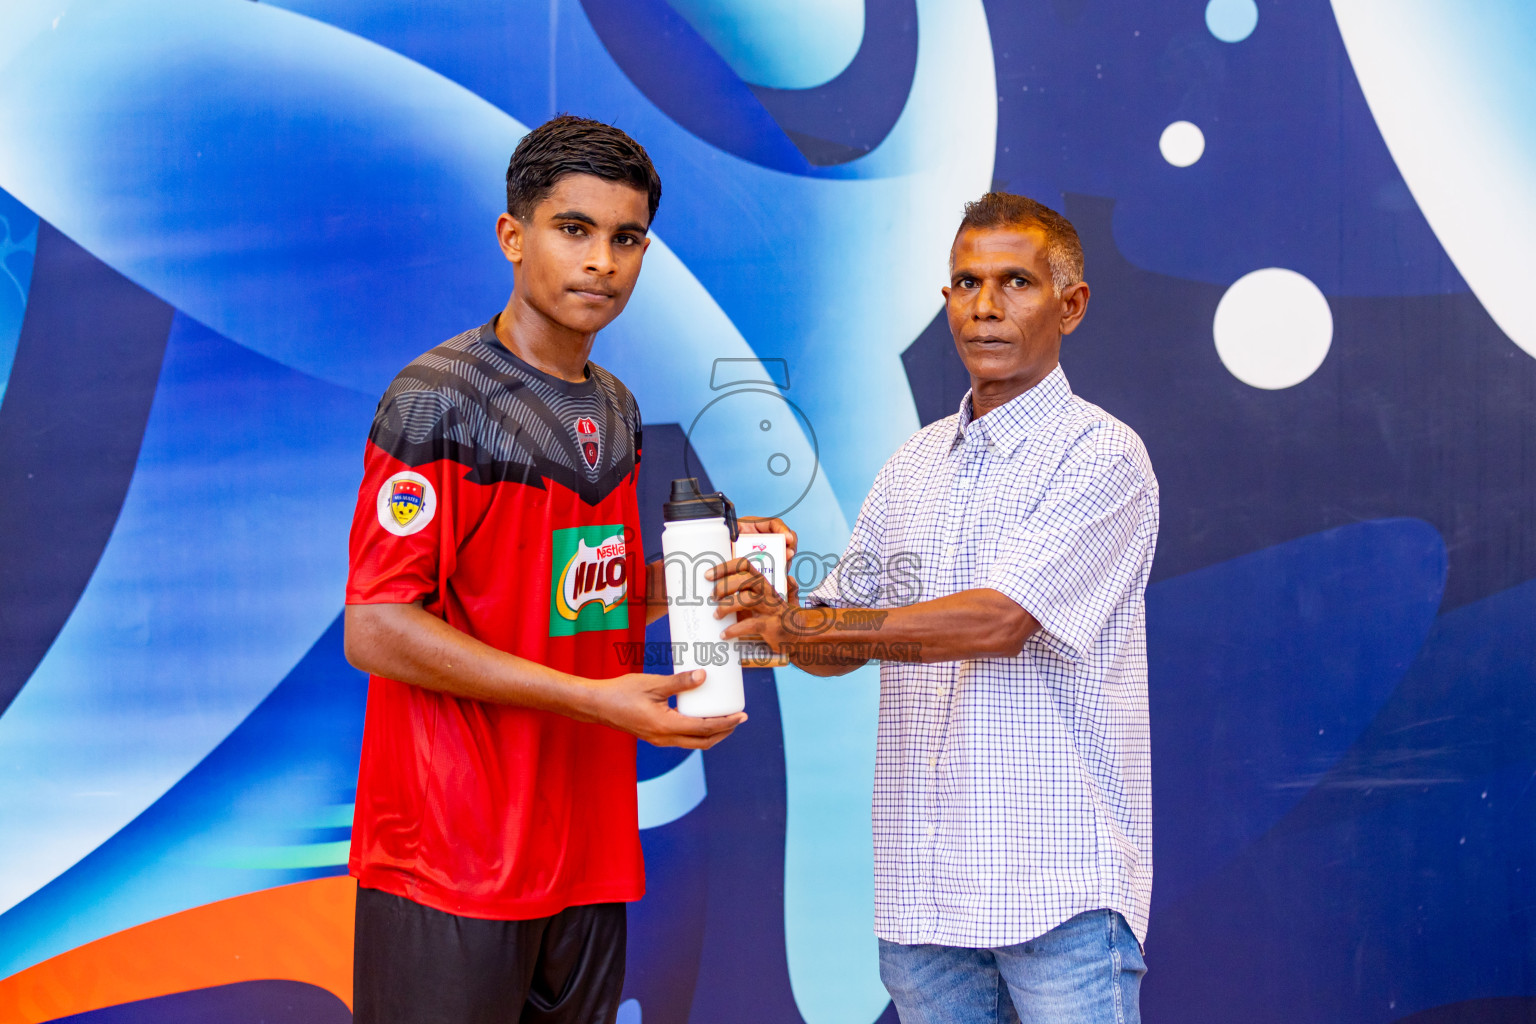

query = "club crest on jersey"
[
  {"left": 390, "top": 480, "right": 424, "bottom": 526},
  {"left": 575, "top": 417, "right": 600, "bottom": 470},
  {"left": 549, "top": 525, "right": 630, "bottom": 636},
  {"left": 375, "top": 471, "right": 436, "bottom": 537}
]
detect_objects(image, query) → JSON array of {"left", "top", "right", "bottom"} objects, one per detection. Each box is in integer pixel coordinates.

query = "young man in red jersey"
[{"left": 344, "top": 115, "right": 788, "bottom": 1024}]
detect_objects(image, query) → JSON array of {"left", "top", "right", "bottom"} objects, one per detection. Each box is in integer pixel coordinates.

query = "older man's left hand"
[
  {"left": 735, "top": 516, "right": 797, "bottom": 562},
  {"left": 707, "top": 551, "right": 799, "bottom": 663}
]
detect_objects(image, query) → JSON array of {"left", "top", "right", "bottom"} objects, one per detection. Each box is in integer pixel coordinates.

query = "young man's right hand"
[
  {"left": 591, "top": 670, "right": 746, "bottom": 749},
  {"left": 345, "top": 603, "right": 744, "bottom": 747}
]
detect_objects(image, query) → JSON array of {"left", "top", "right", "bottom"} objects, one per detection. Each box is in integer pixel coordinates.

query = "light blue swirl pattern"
[{"left": 0, "top": 2, "right": 994, "bottom": 1020}]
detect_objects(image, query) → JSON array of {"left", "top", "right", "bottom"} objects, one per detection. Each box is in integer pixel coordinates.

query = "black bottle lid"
[{"left": 663, "top": 478, "right": 738, "bottom": 540}]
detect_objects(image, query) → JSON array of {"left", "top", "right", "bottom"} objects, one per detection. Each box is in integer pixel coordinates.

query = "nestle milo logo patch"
[{"left": 549, "top": 525, "right": 630, "bottom": 636}]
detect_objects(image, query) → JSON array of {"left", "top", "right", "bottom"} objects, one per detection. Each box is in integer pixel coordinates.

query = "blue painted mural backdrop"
[{"left": 0, "top": 1, "right": 1532, "bottom": 1021}]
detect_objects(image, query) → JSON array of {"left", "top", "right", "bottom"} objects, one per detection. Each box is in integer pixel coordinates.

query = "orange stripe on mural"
[{"left": 0, "top": 876, "right": 354, "bottom": 1024}]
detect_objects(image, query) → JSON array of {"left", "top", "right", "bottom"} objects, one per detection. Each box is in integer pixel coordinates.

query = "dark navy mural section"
[
  {"left": 984, "top": 0, "right": 1466, "bottom": 297},
  {"left": 0, "top": 1, "right": 1533, "bottom": 1022}
]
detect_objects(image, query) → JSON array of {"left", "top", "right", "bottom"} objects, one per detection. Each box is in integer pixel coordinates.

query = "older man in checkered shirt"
[{"left": 717, "top": 193, "right": 1160, "bottom": 1023}]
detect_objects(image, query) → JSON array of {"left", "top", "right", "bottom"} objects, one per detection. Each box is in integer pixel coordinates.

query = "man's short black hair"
[
  {"left": 506, "top": 114, "right": 662, "bottom": 226},
  {"left": 957, "top": 193, "right": 1083, "bottom": 295}
]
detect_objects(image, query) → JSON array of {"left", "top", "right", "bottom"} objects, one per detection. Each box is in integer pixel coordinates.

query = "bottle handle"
[{"left": 721, "top": 494, "right": 739, "bottom": 542}]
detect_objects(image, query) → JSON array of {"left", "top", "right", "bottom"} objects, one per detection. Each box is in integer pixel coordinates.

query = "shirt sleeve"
[
  {"left": 345, "top": 390, "right": 477, "bottom": 606},
  {"left": 983, "top": 450, "right": 1154, "bottom": 660},
  {"left": 807, "top": 458, "right": 892, "bottom": 609}
]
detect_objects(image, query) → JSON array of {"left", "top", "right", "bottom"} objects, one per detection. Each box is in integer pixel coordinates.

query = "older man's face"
[{"left": 943, "top": 224, "right": 1088, "bottom": 402}]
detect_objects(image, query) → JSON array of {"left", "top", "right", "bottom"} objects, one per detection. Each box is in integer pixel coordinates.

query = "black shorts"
[{"left": 353, "top": 886, "right": 627, "bottom": 1024}]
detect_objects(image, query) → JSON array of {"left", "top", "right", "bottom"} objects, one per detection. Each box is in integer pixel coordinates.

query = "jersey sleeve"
[
  {"left": 630, "top": 392, "right": 643, "bottom": 468},
  {"left": 346, "top": 389, "right": 478, "bottom": 606},
  {"left": 624, "top": 390, "right": 648, "bottom": 617}
]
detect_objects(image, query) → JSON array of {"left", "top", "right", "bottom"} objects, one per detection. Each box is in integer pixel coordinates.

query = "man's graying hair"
[{"left": 956, "top": 193, "right": 1084, "bottom": 296}]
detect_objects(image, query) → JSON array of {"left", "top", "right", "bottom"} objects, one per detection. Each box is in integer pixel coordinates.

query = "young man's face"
[
  {"left": 942, "top": 223, "right": 1088, "bottom": 397},
  {"left": 498, "top": 173, "right": 652, "bottom": 335}
]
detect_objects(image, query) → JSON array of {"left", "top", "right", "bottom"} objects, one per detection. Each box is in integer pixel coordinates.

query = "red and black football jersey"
[{"left": 346, "top": 318, "right": 648, "bottom": 920}]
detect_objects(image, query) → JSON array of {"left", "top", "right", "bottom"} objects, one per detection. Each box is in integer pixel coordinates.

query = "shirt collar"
[{"left": 954, "top": 365, "right": 1072, "bottom": 454}]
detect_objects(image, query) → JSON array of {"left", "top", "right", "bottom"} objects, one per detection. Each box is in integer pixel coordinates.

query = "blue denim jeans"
[{"left": 878, "top": 910, "right": 1145, "bottom": 1024}]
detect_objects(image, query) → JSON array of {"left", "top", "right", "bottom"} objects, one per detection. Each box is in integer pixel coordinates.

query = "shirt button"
[
  {"left": 928, "top": 756, "right": 938, "bottom": 769},
  {"left": 926, "top": 824, "right": 936, "bottom": 838}
]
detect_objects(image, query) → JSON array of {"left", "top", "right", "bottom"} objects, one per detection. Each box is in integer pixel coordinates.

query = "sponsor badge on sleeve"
[{"left": 376, "top": 471, "right": 437, "bottom": 537}]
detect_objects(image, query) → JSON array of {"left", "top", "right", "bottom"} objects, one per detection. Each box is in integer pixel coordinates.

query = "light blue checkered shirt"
[{"left": 810, "top": 366, "right": 1159, "bottom": 947}]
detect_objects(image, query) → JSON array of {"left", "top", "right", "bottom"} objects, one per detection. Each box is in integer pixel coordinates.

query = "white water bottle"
[{"left": 661, "top": 478, "right": 745, "bottom": 717}]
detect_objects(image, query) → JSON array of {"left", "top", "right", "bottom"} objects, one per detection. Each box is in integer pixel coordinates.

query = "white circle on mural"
[
  {"left": 1159, "top": 121, "right": 1205, "bottom": 167},
  {"left": 1213, "top": 268, "right": 1333, "bottom": 389},
  {"left": 1206, "top": 0, "right": 1258, "bottom": 43}
]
